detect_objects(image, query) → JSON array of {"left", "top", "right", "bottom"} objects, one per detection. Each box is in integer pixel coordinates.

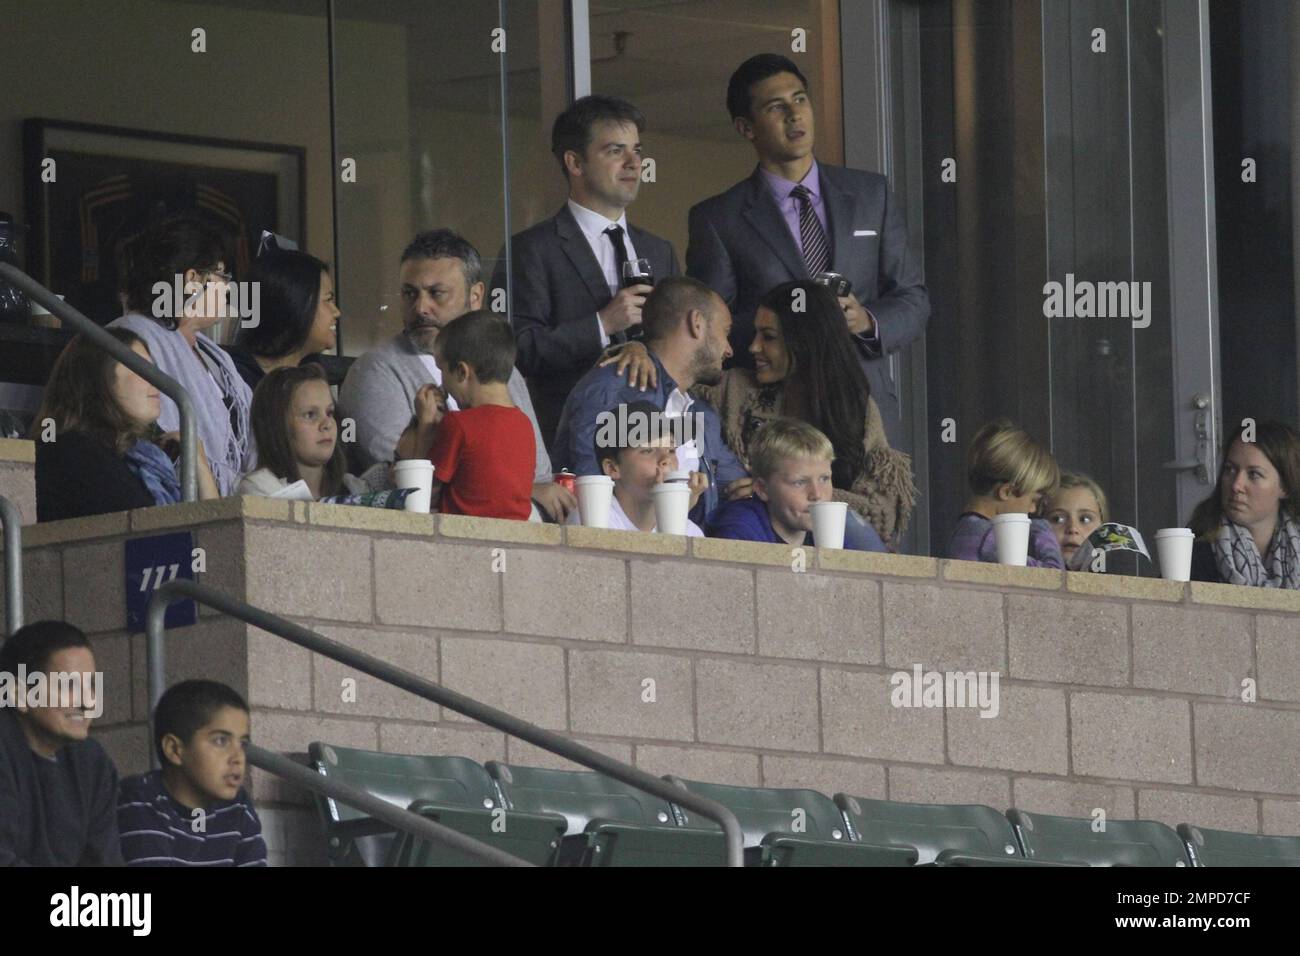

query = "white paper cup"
[
  {"left": 575, "top": 475, "right": 615, "bottom": 528},
  {"left": 392, "top": 460, "right": 434, "bottom": 514},
  {"left": 651, "top": 483, "right": 692, "bottom": 535},
  {"left": 810, "top": 501, "right": 848, "bottom": 549},
  {"left": 991, "top": 513, "right": 1032, "bottom": 565},
  {"left": 1155, "top": 528, "right": 1195, "bottom": 582}
]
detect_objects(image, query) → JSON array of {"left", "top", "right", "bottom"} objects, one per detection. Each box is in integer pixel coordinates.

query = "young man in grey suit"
[
  {"left": 687, "top": 54, "right": 929, "bottom": 450},
  {"left": 491, "top": 95, "right": 679, "bottom": 452}
]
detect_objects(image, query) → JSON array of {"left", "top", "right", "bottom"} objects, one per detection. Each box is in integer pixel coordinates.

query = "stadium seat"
[
  {"left": 1007, "top": 809, "right": 1191, "bottom": 866},
  {"left": 1177, "top": 824, "right": 1300, "bottom": 867},
  {"left": 307, "top": 743, "right": 566, "bottom": 866},
  {"left": 666, "top": 777, "right": 916, "bottom": 866},
  {"left": 835, "top": 795, "right": 1055, "bottom": 866},
  {"left": 486, "top": 762, "right": 726, "bottom": 866}
]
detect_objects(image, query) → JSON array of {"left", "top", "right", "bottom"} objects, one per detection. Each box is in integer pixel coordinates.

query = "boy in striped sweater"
[{"left": 117, "top": 680, "right": 266, "bottom": 866}]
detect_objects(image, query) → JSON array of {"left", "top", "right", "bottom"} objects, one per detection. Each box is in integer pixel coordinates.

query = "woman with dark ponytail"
[{"left": 225, "top": 248, "right": 339, "bottom": 391}]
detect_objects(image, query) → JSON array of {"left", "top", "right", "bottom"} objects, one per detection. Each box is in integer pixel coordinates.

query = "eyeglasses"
[{"left": 200, "top": 268, "right": 233, "bottom": 284}]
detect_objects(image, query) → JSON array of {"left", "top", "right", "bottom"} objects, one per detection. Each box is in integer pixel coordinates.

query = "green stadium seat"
[
  {"left": 307, "top": 743, "right": 566, "bottom": 866},
  {"left": 1008, "top": 809, "right": 1191, "bottom": 866},
  {"left": 486, "top": 762, "right": 726, "bottom": 866},
  {"left": 667, "top": 777, "right": 916, "bottom": 867},
  {"left": 835, "top": 795, "right": 1056, "bottom": 866},
  {"left": 1178, "top": 824, "right": 1300, "bottom": 867}
]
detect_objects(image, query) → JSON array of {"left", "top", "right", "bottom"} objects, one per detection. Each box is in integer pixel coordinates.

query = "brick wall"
[{"left": 6, "top": 496, "right": 1299, "bottom": 864}]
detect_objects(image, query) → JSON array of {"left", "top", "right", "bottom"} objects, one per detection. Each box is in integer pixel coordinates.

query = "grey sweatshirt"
[{"left": 339, "top": 332, "right": 552, "bottom": 482}]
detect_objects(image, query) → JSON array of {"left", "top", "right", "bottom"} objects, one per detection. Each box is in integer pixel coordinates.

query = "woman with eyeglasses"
[
  {"left": 109, "top": 215, "right": 255, "bottom": 495},
  {"left": 224, "top": 248, "right": 338, "bottom": 392}
]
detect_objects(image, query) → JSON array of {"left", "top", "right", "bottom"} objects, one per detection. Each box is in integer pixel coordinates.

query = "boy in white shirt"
[{"left": 568, "top": 400, "right": 706, "bottom": 535}]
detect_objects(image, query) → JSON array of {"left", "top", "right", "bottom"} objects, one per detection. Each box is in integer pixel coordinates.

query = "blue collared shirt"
[{"left": 552, "top": 352, "right": 747, "bottom": 523}]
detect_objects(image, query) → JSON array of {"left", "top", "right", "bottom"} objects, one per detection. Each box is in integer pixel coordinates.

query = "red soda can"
[{"left": 553, "top": 470, "right": 577, "bottom": 495}]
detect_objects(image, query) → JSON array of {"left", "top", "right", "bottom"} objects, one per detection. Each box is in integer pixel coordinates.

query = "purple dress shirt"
[{"left": 759, "top": 162, "right": 829, "bottom": 256}]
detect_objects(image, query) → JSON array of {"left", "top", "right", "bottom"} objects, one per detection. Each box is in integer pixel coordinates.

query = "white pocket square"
[{"left": 854, "top": 229, "right": 877, "bottom": 237}]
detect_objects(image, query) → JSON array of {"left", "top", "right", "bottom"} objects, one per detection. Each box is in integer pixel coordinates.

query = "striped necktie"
[{"left": 791, "top": 184, "right": 830, "bottom": 275}]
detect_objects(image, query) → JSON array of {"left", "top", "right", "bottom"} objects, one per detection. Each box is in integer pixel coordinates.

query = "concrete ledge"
[
  {"left": 1191, "top": 581, "right": 1300, "bottom": 613},
  {"left": 24, "top": 511, "right": 130, "bottom": 547},
  {"left": 818, "top": 549, "right": 938, "bottom": 578},
  {"left": 1067, "top": 571, "right": 1186, "bottom": 603},
  {"left": 129, "top": 496, "right": 282, "bottom": 532},
  {"left": 564, "top": 524, "right": 688, "bottom": 556},
  {"left": 304, "top": 501, "right": 436, "bottom": 536},
  {"left": 941, "top": 559, "right": 1064, "bottom": 591},
  {"left": 691, "top": 536, "right": 801, "bottom": 567},
  {"left": 0, "top": 438, "right": 35, "bottom": 463},
  {"left": 438, "top": 514, "right": 562, "bottom": 545}
]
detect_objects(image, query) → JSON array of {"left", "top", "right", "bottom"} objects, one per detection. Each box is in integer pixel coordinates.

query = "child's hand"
[
  {"left": 687, "top": 470, "right": 709, "bottom": 510},
  {"left": 414, "top": 384, "right": 447, "bottom": 427}
]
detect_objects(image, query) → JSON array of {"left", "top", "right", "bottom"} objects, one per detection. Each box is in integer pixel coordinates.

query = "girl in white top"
[{"left": 239, "top": 364, "right": 384, "bottom": 498}]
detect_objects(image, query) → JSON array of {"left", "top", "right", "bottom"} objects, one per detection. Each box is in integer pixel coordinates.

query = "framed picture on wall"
[{"left": 22, "top": 118, "right": 305, "bottom": 330}]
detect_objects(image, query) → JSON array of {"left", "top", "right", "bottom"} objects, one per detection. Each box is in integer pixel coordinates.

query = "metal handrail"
[
  {"left": 147, "top": 579, "right": 746, "bottom": 866},
  {"left": 245, "top": 743, "right": 531, "bottom": 867},
  {"left": 0, "top": 263, "right": 198, "bottom": 499},
  {"left": 0, "top": 496, "right": 21, "bottom": 635}
]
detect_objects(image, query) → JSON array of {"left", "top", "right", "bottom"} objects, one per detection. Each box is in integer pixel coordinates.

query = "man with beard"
[
  {"left": 552, "top": 276, "right": 749, "bottom": 526},
  {"left": 339, "top": 229, "right": 576, "bottom": 521}
]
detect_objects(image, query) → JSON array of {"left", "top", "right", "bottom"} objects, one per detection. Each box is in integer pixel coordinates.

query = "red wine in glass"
[{"left": 622, "top": 259, "right": 654, "bottom": 289}]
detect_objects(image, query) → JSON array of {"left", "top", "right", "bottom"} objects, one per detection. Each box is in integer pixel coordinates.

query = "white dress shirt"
[{"left": 567, "top": 198, "right": 639, "bottom": 348}]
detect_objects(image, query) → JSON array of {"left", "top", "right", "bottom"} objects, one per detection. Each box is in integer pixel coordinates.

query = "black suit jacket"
[
  {"left": 686, "top": 163, "right": 929, "bottom": 445},
  {"left": 492, "top": 204, "right": 679, "bottom": 449}
]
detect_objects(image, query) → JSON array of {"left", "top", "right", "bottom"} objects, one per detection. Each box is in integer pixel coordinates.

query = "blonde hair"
[
  {"left": 966, "top": 419, "right": 1059, "bottom": 499},
  {"left": 1048, "top": 472, "right": 1109, "bottom": 523},
  {"left": 749, "top": 418, "right": 835, "bottom": 480}
]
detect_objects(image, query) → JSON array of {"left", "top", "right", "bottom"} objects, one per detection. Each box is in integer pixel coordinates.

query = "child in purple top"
[{"left": 947, "top": 419, "right": 1064, "bottom": 568}]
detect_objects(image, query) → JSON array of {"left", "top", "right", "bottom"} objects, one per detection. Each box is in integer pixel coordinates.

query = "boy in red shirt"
[{"left": 405, "top": 310, "right": 535, "bottom": 519}]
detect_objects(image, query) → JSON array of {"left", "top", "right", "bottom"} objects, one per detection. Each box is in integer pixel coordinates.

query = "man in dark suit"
[
  {"left": 687, "top": 54, "right": 929, "bottom": 449},
  {"left": 492, "top": 95, "right": 679, "bottom": 451}
]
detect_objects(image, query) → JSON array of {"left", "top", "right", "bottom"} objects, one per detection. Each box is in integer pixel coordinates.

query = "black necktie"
[
  {"left": 791, "top": 185, "right": 830, "bottom": 275},
  {"left": 604, "top": 224, "right": 629, "bottom": 288},
  {"left": 604, "top": 224, "right": 632, "bottom": 343}
]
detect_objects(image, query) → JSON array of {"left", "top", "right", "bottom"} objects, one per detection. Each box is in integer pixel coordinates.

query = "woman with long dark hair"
[
  {"left": 109, "top": 215, "right": 255, "bottom": 495},
  {"left": 603, "top": 279, "right": 914, "bottom": 544},
  {"left": 226, "top": 249, "right": 339, "bottom": 391},
  {"left": 1187, "top": 419, "right": 1300, "bottom": 587},
  {"left": 33, "top": 328, "right": 220, "bottom": 521}
]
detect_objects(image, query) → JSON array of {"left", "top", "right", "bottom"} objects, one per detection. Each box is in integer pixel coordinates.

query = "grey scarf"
[
  {"left": 108, "top": 312, "right": 255, "bottom": 495},
  {"left": 1212, "top": 512, "right": 1300, "bottom": 589}
]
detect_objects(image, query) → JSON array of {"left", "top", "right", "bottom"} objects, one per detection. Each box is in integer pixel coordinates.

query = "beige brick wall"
[{"left": 6, "top": 498, "right": 1296, "bottom": 864}]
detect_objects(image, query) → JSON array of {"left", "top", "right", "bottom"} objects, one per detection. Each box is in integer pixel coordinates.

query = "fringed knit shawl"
[{"left": 694, "top": 370, "right": 917, "bottom": 547}]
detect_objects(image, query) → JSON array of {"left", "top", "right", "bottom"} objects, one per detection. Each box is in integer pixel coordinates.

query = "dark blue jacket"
[
  {"left": 705, "top": 496, "right": 887, "bottom": 552},
  {"left": 552, "top": 350, "right": 747, "bottom": 524}
]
